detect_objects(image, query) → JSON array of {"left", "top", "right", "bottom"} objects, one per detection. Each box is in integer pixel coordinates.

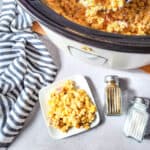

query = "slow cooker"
[{"left": 18, "top": 0, "right": 150, "bottom": 69}]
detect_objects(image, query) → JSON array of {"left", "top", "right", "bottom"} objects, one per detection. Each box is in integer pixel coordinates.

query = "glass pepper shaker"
[
  {"left": 123, "top": 97, "right": 149, "bottom": 142},
  {"left": 105, "top": 75, "right": 122, "bottom": 116}
]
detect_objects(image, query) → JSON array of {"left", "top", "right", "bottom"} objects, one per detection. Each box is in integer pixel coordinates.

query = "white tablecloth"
[{"left": 9, "top": 36, "right": 150, "bottom": 150}]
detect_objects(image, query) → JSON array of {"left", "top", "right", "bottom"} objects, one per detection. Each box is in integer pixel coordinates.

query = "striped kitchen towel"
[{"left": 0, "top": 0, "right": 58, "bottom": 149}]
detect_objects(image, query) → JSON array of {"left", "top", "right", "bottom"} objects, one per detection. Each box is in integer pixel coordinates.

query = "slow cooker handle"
[{"left": 68, "top": 46, "right": 107, "bottom": 65}]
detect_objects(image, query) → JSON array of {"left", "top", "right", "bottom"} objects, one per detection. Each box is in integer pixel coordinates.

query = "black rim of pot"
[{"left": 18, "top": 0, "right": 150, "bottom": 53}]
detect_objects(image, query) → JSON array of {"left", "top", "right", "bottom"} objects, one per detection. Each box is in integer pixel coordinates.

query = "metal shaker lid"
[
  {"left": 105, "top": 75, "right": 119, "bottom": 84},
  {"left": 134, "top": 97, "right": 150, "bottom": 107}
]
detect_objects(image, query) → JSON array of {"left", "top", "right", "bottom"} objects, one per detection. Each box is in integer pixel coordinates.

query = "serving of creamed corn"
[
  {"left": 47, "top": 80, "right": 96, "bottom": 132},
  {"left": 44, "top": 0, "right": 150, "bottom": 35}
]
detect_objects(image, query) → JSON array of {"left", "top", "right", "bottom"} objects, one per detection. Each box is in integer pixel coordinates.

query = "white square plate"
[{"left": 39, "top": 75, "right": 100, "bottom": 139}]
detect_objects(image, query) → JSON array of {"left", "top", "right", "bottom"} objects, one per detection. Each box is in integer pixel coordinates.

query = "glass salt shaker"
[
  {"left": 123, "top": 97, "right": 149, "bottom": 142},
  {"left": 105, "top": 75, "right": 122, "bottom": 116}
]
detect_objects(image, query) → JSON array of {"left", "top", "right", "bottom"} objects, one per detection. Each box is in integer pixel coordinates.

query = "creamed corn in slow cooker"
[{"left": 44, "top": 0, "right": 150, "bottom": 35}]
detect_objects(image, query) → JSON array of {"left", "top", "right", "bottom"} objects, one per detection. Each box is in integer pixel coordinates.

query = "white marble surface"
[{"left": 9, "top": 36, "right": 150, "bottom": 150}]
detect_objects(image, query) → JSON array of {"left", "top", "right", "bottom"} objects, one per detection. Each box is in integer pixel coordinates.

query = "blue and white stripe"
[{"left": 0, "top": 0, "right": 57, "bottom": 148}]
